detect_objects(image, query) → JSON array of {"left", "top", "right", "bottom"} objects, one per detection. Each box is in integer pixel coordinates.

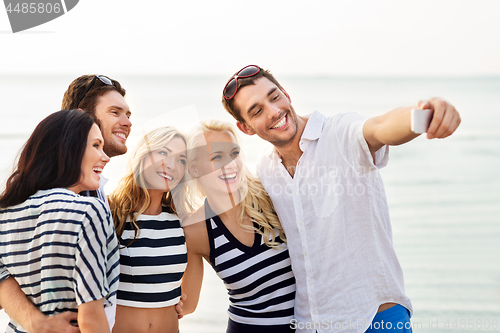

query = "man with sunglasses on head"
[
  {"left": 0, "top": 74, "right": 131, "bottom": 333},
  {"left": 221, "top": 65, "right": 461, "bottom": 333},
  {"left": 64, "top": 75, "right": 132, "bottom": 160}
]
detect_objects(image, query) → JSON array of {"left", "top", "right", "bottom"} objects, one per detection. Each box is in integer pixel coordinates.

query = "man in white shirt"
[
  {"left": 0, "top": 75, "right": 132, "bottom": 333},
  {"left": 221, "top": 65, "right": 461, "bottom": 333}
]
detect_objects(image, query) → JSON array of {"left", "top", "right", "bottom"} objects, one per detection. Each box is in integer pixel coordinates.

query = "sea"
[{"left": 0, "top": 75, "right": 499, "bottom": 332}]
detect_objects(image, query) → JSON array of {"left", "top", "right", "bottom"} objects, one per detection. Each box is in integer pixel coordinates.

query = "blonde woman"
[
  {"left": 108, "top": 127, "right": 190, "bottom": 333},
  {"left": 181, "top": 120, "right": 296, "bottom": 333}
]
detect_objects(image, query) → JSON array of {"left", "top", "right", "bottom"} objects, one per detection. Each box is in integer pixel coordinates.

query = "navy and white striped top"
[
  {"left": 205, "top": 202, "right": 296, "bottom": 329},
  {"left": 117, "top": 206, "right": 187, "bottom": 308},
  {"left": 0, "top": 188, "right": 120, "bottom": 333}
]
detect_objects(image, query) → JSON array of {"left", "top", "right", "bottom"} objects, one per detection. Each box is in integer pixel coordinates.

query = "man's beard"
[{"left": 103, "top": 135, "right": 127, "bottom": 157}]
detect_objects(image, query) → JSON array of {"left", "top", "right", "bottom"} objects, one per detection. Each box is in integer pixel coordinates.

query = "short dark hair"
[
  {"left": 0, "top": 110, "right": 98, "bottom": 208},
  {"left": 61, "top": 75, "right": 126, "bottom": 115},
  {"left": 222, "top": 66, "right": 285, "bottom": 123}
]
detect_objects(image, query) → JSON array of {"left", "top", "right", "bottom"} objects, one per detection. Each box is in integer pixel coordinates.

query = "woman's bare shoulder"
[
  {"left": 182, "top": 205, "right": 206, "bottom": 230},
  {"left": 181, "top": 205, "right": 210, "bottom": 256}
]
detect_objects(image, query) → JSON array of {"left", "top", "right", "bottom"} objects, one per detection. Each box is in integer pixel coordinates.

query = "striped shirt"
[
  {"left": 0, "top": 188, "right": 120, "bottom": 333},
  {"left": 117, "top": 206, "right": 187, "bottom": 308},
  {"left": 204, "top": 203, "right": 296, "bottom": 330}
]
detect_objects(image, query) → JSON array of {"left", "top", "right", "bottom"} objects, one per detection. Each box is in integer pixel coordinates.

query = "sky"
[{"left": 1, "top": 0, "right": 499, "bottom": 77}]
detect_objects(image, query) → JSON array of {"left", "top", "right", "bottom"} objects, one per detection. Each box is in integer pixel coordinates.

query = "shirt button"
[
  {"left": 309, "top": 281, "right": 313, "bottom": 286},
  {"left": 313, "top": 310, "right": 317, "bottom": 315},
  {"left": 298, "top": 221, "right": 303, "bottom": 226},
  {"left": 304, "top": 251, "right": 308, "bottom": 256}
]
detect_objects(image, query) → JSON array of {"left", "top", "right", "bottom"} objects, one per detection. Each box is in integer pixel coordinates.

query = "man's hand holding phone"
[{"left": 414, "top": 98, "right": 461, "bottom": 139}]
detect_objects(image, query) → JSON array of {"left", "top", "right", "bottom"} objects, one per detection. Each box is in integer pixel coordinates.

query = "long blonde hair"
[
  {"left": 109, "top": 127, "right": 191, "bottom": 245},
  {"left": 186, "top": 120, "right": 286, "bottom": 247}
]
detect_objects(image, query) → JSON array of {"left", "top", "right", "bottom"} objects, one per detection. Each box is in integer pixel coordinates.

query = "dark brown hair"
[
  {"left": 61, "top": 75, "right": 126, "bottom": 115},
  {"left": 222, "top": 66, "right": 285, "bottom": 123},
  {"left": 0, "top": 110, "right": 98, "bottom": 208}
]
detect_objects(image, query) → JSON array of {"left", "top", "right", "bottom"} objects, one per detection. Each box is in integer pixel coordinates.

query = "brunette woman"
[{"left": 0, "top": 110, "right": 119, "bottom": 333}]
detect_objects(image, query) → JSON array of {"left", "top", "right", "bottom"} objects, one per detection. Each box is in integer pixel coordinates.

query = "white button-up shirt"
[
  {"left": 99, "top": 176, "right": 117, "bottom": 331},
  {"left": 256, "top": 111, "right": 412, "bottom": 333}
]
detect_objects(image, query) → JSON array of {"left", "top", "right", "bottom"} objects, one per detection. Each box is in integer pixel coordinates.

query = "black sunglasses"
[
  {"left": 222, "top": 65, "right": 260, "bottom": 100},
  {"left": 76, "top": 75, "right": 113, "bottom": 108}
]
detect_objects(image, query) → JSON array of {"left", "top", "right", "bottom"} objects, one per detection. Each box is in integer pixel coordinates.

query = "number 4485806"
[{"left": 5, "top": 3, "right": 61, "bottom": 14}]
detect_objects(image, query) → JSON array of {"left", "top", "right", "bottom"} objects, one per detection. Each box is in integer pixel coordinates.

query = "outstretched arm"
[
  {"left": 0, "top": 276, "right": 80, "bottom": 333},
  {"left": 363, "top": 98, "right": 461, "bottom": 154}
]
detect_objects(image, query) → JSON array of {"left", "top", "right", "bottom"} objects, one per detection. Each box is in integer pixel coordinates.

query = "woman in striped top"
[
  {"left": 181, "top": 120, "right": 296, "bottom": 333},
  {"left": 108, "top": 127, "right": 190, "bottom": 333},
  {"left": 0, "top": 110, "right": 120, "bottom": 333}
]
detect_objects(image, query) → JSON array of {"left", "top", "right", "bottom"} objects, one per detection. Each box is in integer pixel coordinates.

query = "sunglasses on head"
[
  {"left": 222, "top": 65, "right": 260, "bottom": 100},
  {"left": 76, "top": 75, "right": 113, "bottom": 108}
]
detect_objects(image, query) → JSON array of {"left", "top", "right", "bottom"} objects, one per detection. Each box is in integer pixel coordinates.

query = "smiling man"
[
  {"left": 222, "top": 65, "right": 461, "bottom": 333},
  {"left": 62, "top": 75, "right": 132, "bottom": 158},
  {"left": 0, "top": 75, "right": 131, "bottom": 333},
  {"left": 60, "top": 75, "right": 131, "bottom": 212}
]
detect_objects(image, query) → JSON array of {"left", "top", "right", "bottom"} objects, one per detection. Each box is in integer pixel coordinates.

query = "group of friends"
[{"left": 0, "top": 65, "right": 461, "bottom": 333}]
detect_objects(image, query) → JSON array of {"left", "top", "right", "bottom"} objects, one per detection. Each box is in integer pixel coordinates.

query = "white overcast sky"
[{"left": 0, "top": 0, "right": 499, "bottom": 77}]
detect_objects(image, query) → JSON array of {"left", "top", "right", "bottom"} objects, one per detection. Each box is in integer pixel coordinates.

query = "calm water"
[{"left": 0, "top": 75, "right": 499, "bottom": 332}]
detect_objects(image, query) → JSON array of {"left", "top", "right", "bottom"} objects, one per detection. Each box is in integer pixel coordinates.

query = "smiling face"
[
  {"left": 234, "top": 77, "right": 299, "bottom": 148},
  {"left": 190, "top": 131, "right": 243, "bottom": 198},
  {"left": 94, "top": 90, "right": 132, "bottom": 158},
  {"left": 142, "top": 136, "right": 187, "bottom": 193},
  {"left": 69, "top": 123, "right": 110, "bottom": 193}
]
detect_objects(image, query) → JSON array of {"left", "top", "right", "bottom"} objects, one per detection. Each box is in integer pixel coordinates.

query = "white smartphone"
[{"left": 411, "top": 109, "right": 433, "bottom": 134}]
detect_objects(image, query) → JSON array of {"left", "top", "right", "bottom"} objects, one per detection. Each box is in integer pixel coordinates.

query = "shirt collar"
[
  {"left": 299, "top": 110, "right": 326, "bottom": 151},
  {"left": 268, "top": 110, "right": 326, "bottom": 160},
  {"left": 100, "top": 175, "right": 109, "bottom": 187}
]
